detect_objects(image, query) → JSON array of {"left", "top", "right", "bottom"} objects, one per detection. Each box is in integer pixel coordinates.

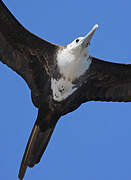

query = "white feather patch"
[
  {"left": 51, "top": 78, "right": 77, "bottom": 102},
  {"left": 57, "top": 48, "right": 91, "bottom": 81},
  {"left": 51, "top": 40, "right": 92, "bottom": 102}
]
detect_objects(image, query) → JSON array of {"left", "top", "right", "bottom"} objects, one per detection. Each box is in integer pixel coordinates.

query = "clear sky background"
[{"left": 1, "top": 0, "right": 131, "bottom": 180}]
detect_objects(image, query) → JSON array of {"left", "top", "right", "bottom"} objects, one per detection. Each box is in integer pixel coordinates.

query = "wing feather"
[
  {"left": 0, "top": 0, "right": 58, "bottom": 97},
  {"left": 83, "top": 56, "right": 131, "bottom": 102}
]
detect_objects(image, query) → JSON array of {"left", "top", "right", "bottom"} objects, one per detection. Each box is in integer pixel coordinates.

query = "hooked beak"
[{"left": 81, "top": 24, "right": 98, "bottom": 47}]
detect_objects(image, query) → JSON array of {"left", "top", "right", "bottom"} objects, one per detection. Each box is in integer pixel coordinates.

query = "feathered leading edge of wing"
[
  {"left": 0, "top": 0, "right": 59, "bottom": 101},
  {"left": 0, "top": 1, "right": 61, "bottom": 179},
  {"left": 83, "top": 56, "right": 131, "bottom": 102}
]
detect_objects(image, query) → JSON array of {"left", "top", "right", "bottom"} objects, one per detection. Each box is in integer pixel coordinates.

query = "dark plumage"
[{"left": 0, "top": 1, "right": 131, "bottom": 179}]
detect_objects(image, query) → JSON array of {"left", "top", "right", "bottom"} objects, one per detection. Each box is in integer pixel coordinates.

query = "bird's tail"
[{"left": 18, "top": 108, "right": 59, "bottom": 180}]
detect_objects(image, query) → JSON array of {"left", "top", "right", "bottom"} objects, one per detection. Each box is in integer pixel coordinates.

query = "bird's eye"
[{"left": 76, "top": 39, "right": 79, "bottom": 43}]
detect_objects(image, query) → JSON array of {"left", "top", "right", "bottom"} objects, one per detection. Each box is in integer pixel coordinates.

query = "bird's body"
[
  {"left": 51, "top": 40, "right": 92, "bottom": 102},
  {"left": 0, "top": 0, "right": 131, "bottom": 179}
]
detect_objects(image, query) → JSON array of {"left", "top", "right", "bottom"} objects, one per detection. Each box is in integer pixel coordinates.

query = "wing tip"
[
  {"left": 18, "top": 157, "right": 36, "bottom": 180},
  {"left": 18, "top": 163, "right": 27, "bottom": 180},
  {"left": 18, "top": 124, "right": 39, "bottom": 179}
]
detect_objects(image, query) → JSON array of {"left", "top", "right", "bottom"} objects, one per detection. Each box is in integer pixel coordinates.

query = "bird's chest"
[{"left": 51, "top": 51, "right": 91, "bottom": 102}]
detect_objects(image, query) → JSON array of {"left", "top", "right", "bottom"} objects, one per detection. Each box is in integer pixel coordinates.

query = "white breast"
[
  {"left": 57, "top": 48, "right": 91, "bottom": 81},
  {"left": 51, "top": 48, "right": 92, "bottom": 102}
]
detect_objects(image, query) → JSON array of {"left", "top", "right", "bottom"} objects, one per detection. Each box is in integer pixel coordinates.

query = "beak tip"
[{"left": 94, "top": 24, "right": 99, "bottom": 30}]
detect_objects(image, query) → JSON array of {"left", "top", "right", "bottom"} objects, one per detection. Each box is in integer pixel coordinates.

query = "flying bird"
[{"left": 0, "top": 0, "right": 131, "bottom": 179}]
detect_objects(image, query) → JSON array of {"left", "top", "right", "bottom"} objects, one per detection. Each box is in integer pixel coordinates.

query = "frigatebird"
[{"left": 0, "top": 0, "right": 131, "bottom": 179}]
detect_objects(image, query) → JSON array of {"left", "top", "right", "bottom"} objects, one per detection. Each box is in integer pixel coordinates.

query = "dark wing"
[
  {"left": 0, "top": 0, "right": 58, "bottom": 106},
  {"left": 18, "top": 105, "right": 60, "bottom": 180},
  {"left": 83, "top": 56, "right": 131, "bottom": 102},
  {"left": 0, "top": 2, "right": 61, "bottom": 179}
]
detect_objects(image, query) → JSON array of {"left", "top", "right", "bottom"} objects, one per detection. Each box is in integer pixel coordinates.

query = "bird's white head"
[
  {"left": 67, "top": 24, "right": 98, "bottom": 57},
  {"left": 57, "top": 24, "right": 99, "bottom": 81}
]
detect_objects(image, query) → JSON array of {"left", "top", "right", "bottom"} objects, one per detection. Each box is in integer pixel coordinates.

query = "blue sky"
[{"left": 1, "top": 0, "right": 131, "bottom": 179}]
